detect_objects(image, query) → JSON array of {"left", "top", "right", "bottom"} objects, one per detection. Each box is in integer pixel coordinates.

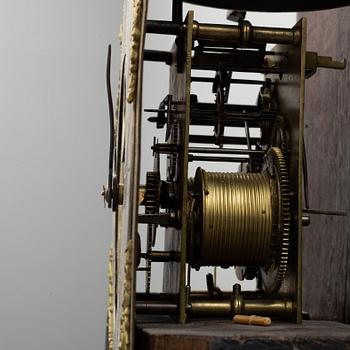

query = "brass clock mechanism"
[{"left": 102, "top": 1, "right": 347, "bottom": 349}]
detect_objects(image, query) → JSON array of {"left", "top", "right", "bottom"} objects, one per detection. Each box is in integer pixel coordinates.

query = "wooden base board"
[{"left": 136, "top": 317, "right": 350, "bottom": 350}]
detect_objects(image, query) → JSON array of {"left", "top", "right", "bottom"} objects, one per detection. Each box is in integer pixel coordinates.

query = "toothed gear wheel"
[
  {"left": 271, "top": 115, "right": 289, "bottom": 158},
  {"left": 260, "top": 147, "right": 291, "bottom": 294},
  {"left": 145, "top": 172, "right": 161, "bottom": 214},
  {"left": 168, "top": 123, "right": 179, "bottom": 180}
]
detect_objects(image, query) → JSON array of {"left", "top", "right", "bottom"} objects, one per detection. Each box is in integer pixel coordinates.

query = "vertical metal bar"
[
  {"left": 302, "top": 137, "right": 309, "bottom": 209},
  {"left": 129, "top": 2, "right": 149, "bottom": 349},
  {"left": 187, "top": 263, "right": 191, "bottom": 286},
  {"left": 265, "top": 18, "right": 305, "bottom": 324},
  {"left": 244, "top": 121, "right": 251, "bottom": 150},
  {"left": 296, "top": 17, "right": 307, "bottom": 324},
  {"left": 186, "top": 263, "right": 191, "bottom": 308},
  {"left": 179, "top": 10, "right": 194, "bottom": 324}
]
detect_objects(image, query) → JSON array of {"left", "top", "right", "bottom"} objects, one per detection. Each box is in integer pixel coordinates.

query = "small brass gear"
[
  {"left": 260, "top": 147, "right": 291, "bottom": 294},
  {"left": 144, "top": 172, "right": 161, "bottom": 293},
  {"left": 145, "top": 172, "right": 161, "bottom": 214}
]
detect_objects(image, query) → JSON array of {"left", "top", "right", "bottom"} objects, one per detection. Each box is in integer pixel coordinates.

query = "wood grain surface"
[
  {"left": 298, "top": 7, "right": 350, "bottom": 322},
  {"left": 136, "top": 318, "right": 350, "bottom": 350}
]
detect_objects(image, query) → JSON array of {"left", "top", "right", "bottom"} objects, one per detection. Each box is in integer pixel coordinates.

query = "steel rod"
[
  {"left": 303, "top": 209, "right": 346, "bottom": 217},
  {"left": 189, "top": 134, "right": 259, "bottom": 145},
  {"left": 189, "top": 155, "right": 249, "bottom": 163},
  {"left": 136, "top": 291, "right": 263, "bottom": 301},
  {"left": 188, "top": 147, "right": 264, "bottom": 155},
  {"left": 146, "top": 20, "right": 182, "bottom": 35},
  {"left": 141, "top": 250, "right": 181, "bottom": 262},
  {"left": 191, "top": 111, "right": 275, "bottom": 120},
  {"left": 191, "top": 76, "right": 274, "bottom": 85},
  {"left": 144, "top": 49, "right": 173, "bottom": 64},
  {"left": 192, "top": 61, "right": 285, "bottom": 74},
  {"left": 244, "top": 122, "right": 252, "bottom": 150},
  {"left": 190, "top": 118, "right": 259, "bottom": 128},
  {"left": 138, "top": 214, "right": 171, "bottom": 225},
  {"left": 136, "top": 301, "right": 178, "bottom": 314}
]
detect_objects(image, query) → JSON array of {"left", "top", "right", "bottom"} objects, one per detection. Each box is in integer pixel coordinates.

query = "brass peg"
[{"left": 233, "top": 315, "right": 271, "bottom": 326}]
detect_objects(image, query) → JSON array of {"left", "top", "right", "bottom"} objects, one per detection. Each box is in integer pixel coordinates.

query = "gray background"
[
  {"left": 0, "top": 1, "right": 120, "bottom": 349},
  {"left": 0, "top": 1, "right": 294, "bottom": 349}
]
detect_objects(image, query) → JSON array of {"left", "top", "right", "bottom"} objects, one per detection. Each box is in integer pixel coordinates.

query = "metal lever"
[
  {"left": 303, "top": 209, "right": 346, "bottom": 217},
  {"left": 317, "top": 55, "right": 346, "bottom": 70},
  {"left": 101, "top": 44, "right": 116, "bottom": 209},
  {"left": 306, "top": 52, "right": 346, "bottom": 78}
]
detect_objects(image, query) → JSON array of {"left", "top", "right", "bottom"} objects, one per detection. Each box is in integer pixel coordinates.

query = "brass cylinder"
[
  {"left": 191, "top": 301, "right": 231, "bottom": 317},
  {"left": 192, "top": 21, "right": 300, "bottom": 45},
  {"left": 191, "top": 168, "right": 276, "bottom": 267},
  {"left": 189, "top": 298, "right": 293, "bottom": 318},
  {"left": 136, "top": 297, "right": 293, "bottom": 318},
  {"left": 241, "top": 299, "right": 293, "bottom": 317}
]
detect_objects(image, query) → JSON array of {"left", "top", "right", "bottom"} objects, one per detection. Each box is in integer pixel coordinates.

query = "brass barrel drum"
[{"left": 190, "top": 147, "right": 291, "bottom": 293}]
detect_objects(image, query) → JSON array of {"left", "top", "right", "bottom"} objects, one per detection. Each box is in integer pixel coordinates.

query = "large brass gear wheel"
[{"left": 260, "top": 146, "right": 291, "bottom": 294}]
